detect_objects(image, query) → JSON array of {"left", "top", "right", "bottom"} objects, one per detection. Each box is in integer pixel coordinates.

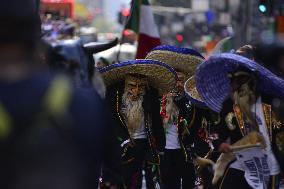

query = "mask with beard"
[
  {"left": 122, "top": 75, "right": 147, "bottom": 135},
  {"left": 162, "top": 94, "right": 179, "bottom": 128},
  {"left": 229, "top": 71, "right": 259, "bottom": 132}
]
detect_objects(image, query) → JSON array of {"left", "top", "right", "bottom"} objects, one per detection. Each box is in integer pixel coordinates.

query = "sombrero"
[
  {"left": 99, "top": 59, "right": 177, "bottom": 94},
  {"left": 145, "top": 45, "right": 204, "bottom": 77},
  {"left": 195, "top": 53, "right": 284, "bottom": 112},
  {"left": 184, "top": 76, "right": 207, "bottom": 108}
]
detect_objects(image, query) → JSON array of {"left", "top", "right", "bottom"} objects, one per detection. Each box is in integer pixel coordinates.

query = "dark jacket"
[
  {"left": 168, "top": 95, "right": 195, "bottom": 162},
  {"left": 190, "top": 107, "right": 221, "bottom": 161}
]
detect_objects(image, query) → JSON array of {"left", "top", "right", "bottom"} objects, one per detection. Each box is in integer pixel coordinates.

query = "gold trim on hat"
[{"left": 184, "top": 76, "right": 204, "bottom": 102}]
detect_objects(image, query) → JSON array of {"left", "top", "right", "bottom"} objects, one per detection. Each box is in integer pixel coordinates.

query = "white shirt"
[
  {"left": 131, "top": 116, "right": 147, "bottom": 139},
  {"left": 165, "top": 124, "right": 181, "bottom": 149}
]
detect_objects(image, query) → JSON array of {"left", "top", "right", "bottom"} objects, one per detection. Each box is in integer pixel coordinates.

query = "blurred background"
[{"left": 39, "top": 0, "right": 284, "bottom": 62}]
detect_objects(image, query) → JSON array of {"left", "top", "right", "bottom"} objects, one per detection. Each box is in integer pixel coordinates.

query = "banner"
[{"left": 234, "top": 147, "right": 270, "bottom": 189}]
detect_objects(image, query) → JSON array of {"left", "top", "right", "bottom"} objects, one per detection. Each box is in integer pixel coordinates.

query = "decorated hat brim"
[
  {"left": 99, "top": 59, "right": 177, "bottom": 95},
  {"left": 184, "top": 76, "right": 207, "bottom": 108},
  {"left": 196, "top": 53, "right": 284, "bottom": 112},
  {"left": 145, "top": 50, "right": 204, "bottom": 78}
]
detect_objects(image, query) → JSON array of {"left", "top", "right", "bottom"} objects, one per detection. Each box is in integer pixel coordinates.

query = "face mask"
[{"left": 124, "top": 75, "right": 148, "bottom": 101}]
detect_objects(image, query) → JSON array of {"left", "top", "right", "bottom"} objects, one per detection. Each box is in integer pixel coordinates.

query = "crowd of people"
[
  {"left": 41, "top": 14, "right": 78, "bottom": 43},
  {"left": 0, "top": 0, "right": 283, "bottom": 189}
]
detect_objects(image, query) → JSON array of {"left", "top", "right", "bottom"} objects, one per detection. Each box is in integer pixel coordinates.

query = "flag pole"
[
  {"left": 116, "top": 0, "right": 136, "bottom": 63},
  {"left": 135, "top": 0, "right": 142, "bottom": 59}
]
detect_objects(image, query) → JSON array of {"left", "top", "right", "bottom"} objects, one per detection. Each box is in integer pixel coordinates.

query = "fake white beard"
[
  {"left": 122, "top": 92, "right": 144, "bottom": 134},
  {"left": 163, "top": 96, "right": 179, "bottom": 127},
  {"left": 233, "top": 82, "right": 258, "bottom": 131}
]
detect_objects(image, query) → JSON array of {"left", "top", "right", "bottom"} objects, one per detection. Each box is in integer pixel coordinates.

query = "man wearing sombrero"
[
  {"left": 195, "top": 53, "right": 284, "bottom": 189},
  {"left": 182, "top": 44, "right": 260, "bottom": 189},
  {"left": 146, "top": 45, "right": 204, "bottom": 189},
  {"left": 99, "top": 59, "right": 176, "bottom": 189}
]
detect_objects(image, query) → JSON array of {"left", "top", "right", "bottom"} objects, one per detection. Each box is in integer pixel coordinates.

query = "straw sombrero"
[
  {"left": 184, "top": 76, "right": 207, "bottom": 108},
  {"left": 145, "top": 45, "right": 204, "bottom": 78},
  {"left": 98, "top": 59, "right": 177, "bottom": 94},
  {"left": 195, "top": 53, "right": 284, "bottom": 112}
]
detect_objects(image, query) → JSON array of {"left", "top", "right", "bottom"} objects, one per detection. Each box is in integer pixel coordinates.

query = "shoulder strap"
[{"left": 43, "top": 75, "right": 72, "bottom": 117}]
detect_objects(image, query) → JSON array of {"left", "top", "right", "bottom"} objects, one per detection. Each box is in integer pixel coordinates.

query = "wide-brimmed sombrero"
[
  {"left": 145, "top": 45, "right": 204, "bottom": 77},
  {"left": 195, "top": 53, "right": 284, "bottom": 112},
  {"left": 99, "top": 59, "right": 177, "bottom": 94},
  {"left": 184, "top": 76, "right": 207, "bottom": 108}
]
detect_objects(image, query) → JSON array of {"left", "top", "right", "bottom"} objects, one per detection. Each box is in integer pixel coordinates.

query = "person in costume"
[
  {"left": 146, "top": 45, "right": 205, "bottom": 189},
  {"left": 99, "top": 59, "right": 177, "bottom": 189},
  {"left": 182, "top": 44, "right": 258, "bottom": 189},
  {"left": 195, "top": 53, "right": 284, "bottom": 189},
  {"left": 184, "top": 76, "right": 221, "bottom": 189}
]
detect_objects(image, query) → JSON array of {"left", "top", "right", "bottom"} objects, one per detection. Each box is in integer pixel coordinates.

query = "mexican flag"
[{"left": 125, "top": 0, "right": 161, "bottom": 59}]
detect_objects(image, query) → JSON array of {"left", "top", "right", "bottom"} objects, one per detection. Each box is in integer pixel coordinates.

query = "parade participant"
[
  {"left": 195, "top": 53, "right": 284, "bottom": 189},
  {"left": 99, "top": 59, "right": 177, "bottom": 189},
  {"left": 146, "top": 45, "right": 204, "bottom": 189},
  {"left": 184, "top": 76, "right": 221, "bottom": 189},
  {"left": 0, "top": 0, "right": 112, "bottom": 188}
]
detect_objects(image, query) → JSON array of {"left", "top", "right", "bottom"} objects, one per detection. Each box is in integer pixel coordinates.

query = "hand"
[
  {"left": 124, "top": 141, "right": 134, "bottom": 148},
  {"left": 121, "top": 140, "right": 134, "bottom": 155},
  {"left": 120, "top": 139, "right": 134, "bottom": 148},
  {"left": 218, "top": 143, "right": 232, "bottom": 153},
  {"left": 121, "top": 141, "right": 134, "bottom": 153}
]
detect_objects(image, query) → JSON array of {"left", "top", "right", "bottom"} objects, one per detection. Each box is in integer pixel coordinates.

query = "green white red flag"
[{"left": 125, "top": 0, "right": 161, "bottom": 59}]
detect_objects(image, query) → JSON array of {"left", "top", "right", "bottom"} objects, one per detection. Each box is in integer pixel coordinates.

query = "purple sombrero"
[
  {"left": 145, "top": 45, "right": 204, "bottom": 78},
  {"left": 99, "top": 59, "right": 177, "bottom": 95},
  {"left": 196, "top": 53, "right": 284, "bottom": 112}
]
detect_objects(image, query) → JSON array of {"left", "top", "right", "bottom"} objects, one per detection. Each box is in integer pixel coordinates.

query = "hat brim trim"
[
  {"left": 184, "top": 76, "right": 207, "bottom": 108},
  {"left": 151, "top": 45, "right": 205, "bottom": 59}
]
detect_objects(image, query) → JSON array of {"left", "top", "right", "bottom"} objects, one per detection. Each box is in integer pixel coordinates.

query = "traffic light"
[
  {"left": 117, "top": 8, "right": 130, "bottom": 25},
  {"left": 176, "top": 34, "right": 184, "bottom": 43},
  {"left": 258, "top": 0, "right": 274, "bottom": 15},
  {"left": 258, "top": 0, "right": 267, "bottom": 13}
]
